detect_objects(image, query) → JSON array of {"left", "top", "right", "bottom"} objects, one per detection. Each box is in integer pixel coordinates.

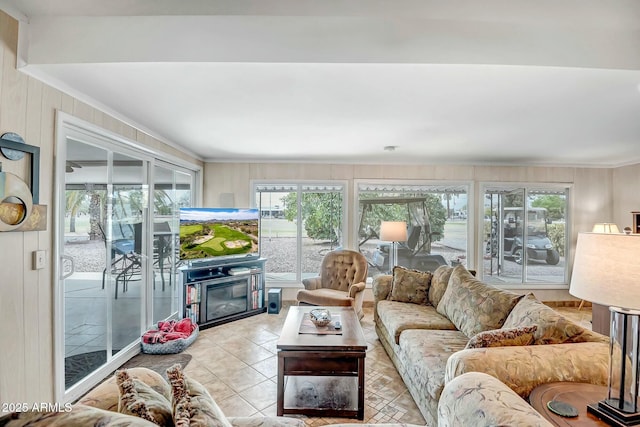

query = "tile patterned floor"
[
  {"left": 183, "top": 304, "right": 427, "bottom": 426},
  {"left": 182, "top": 303, "right": 592, "bottom": 426}
]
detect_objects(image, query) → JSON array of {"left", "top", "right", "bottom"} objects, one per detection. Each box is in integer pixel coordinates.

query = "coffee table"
[{"left": 276, "top": 306, "right": 367, "bottom": 419}]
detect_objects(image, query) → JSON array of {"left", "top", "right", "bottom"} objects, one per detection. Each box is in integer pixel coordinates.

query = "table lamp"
[
  {"left": 592, "top": 223, "right": 621, "bottom": 233},
  {"left": 380, "top": 221, "right": 407, "bottom": 273},
  {"left": 569, "top": 232, "right": 640, "bottom": 426}
]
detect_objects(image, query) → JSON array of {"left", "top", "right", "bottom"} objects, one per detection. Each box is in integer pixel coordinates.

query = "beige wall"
[
  {"left": 0, "top": 11, "right": 202, "bottom": 405},
  {"left": 613, "top": 164, "right": 640, "bottom": 231}
]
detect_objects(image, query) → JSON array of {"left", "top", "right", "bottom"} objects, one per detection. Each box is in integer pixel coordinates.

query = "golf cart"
[
  {"left": 488, "top": 207, "right": 560, "bottom": 265},
  {"left": 358, "top": 197, "right": 448, "bottom": 273}
]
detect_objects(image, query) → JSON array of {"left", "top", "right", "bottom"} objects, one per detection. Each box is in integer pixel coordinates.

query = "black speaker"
[{"left": 267, "top": 288, "right": 282, "bottom": 314}]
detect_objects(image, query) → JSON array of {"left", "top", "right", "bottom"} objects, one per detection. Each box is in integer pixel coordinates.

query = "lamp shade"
[
  {"left": 569, "top": 232, "right": 640, "bottom": 310},
  {"left": 592, "top": 223, "right": 620, "bottom": 233},
  {"left": 380, "top": 221, "right": 408, "bottom": 242}
]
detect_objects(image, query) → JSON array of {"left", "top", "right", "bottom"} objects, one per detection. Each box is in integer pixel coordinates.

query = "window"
[
  {"left": 356, "top": 181, "right": 470, "bottom": 279},
  {"left": 482, "top": 184, "right": 569, "bottom": 285},
  {"left": 254, "top": 182, "right": 346, "bottom": 282}
]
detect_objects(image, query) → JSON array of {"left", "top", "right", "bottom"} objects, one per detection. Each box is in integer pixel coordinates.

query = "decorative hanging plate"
[{"left": 0, "top": 132, "right": 26, "bottom": 161}]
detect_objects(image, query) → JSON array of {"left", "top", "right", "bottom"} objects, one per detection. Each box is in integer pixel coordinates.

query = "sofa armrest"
[
  {"left": 372, "top": 275, "right": 392, "bottom": 301},
  {"left": 301, "top": 277, "right": 321, "bottom": 290},
  {"left": 445, "top": 341, "right": 609, "bottom": 398},
  {"left": 348, "top": 281, "right": 366, "bottom": 298},
  {"left": 438, "top": 372, "right": 553, "bottom": 427},
  {"left": 227, "top": 417, "right": 305, "bottom": 427},
  {"left": 372, "top": 275, "right": 392, "bottom": 320}
]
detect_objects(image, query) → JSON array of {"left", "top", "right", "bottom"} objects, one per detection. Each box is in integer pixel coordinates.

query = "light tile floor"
[
  {"left": 181, "top": 303, "right": 593, "bottom": 427},
  {"left": 183, "top": 304, "right": 427, "bottom": 426}
]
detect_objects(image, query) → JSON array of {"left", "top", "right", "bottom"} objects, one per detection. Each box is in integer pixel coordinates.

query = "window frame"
[
  {"left": 478, "top": 182, "right": 572, "bottom": 289},
  {"left": 252, "top": 180, "right": 348, "bottom": 285},
  {"left": 354, "top": 179, "right": 474, "bottom": 277}
]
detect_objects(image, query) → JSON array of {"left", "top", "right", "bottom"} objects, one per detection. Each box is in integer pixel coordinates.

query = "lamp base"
[{"left": 588, "top": 400, "right": 640, "bottom": 426}]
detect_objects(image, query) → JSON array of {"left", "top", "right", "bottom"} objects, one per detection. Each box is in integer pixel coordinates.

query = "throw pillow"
[
  {"left": 465, "top": 325, "right": 538, "bottom": 349},
  {"left": 389, "top": 266, "right": 432, "bottom": 305},
  {"left": 502, "top": 293, "right": 602, "bottom": 344},
  {"left": 78, "top": 366, "right": 172, "bottom": 413},
  {"left": 116, "top": 369, "right": 174, "bottom": 426},
  {"left": 436, "top": 265, "right": 524, "bottom": 338},
  {"left": 166, "top": 363, "right": 232, "bottom": 427},
  {"left": 428, "top": 265, "right": 453, "bottom": 307},
  {"left": 3, "top": 404, "right": 158, "bottom": 426}
]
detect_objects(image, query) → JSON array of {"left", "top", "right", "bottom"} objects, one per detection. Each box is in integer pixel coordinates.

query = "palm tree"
[{"left": 65, "top": 190, "right": 87, "bottom": 233}]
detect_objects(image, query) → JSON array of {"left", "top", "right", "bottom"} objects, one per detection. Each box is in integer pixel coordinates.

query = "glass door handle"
[{"left": 60, "top": 254, "right": 75, "bottom": 280}]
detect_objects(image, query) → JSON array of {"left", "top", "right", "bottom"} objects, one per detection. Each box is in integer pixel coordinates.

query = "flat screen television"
[{"left": 179, "top": 208, "right": 259, "bottom": 262}]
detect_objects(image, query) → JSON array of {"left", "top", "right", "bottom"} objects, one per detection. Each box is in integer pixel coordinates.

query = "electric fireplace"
[{"left": 204, "top": 278, "right": 248, "bottom": 322}]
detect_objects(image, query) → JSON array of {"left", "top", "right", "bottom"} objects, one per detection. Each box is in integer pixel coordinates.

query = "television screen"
[{"left": 179, "top": 208, "right": 259, "bottom": 262}]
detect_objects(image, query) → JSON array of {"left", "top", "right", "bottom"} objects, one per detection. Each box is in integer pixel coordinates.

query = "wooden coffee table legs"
[{"left": 277, "top": 350, "right": 365, "bottom": 420}]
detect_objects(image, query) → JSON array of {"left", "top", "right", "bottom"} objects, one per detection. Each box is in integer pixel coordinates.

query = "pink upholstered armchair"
[{"left": 296, "top": 249, "right": 368, "bottom": 319}]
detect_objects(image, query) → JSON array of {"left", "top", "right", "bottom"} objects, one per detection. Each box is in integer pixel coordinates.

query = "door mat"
[
  {"left": 119, "top": 352, "right": 192, "bottom": 379},
  {"left": 65, "top": 350, "right": 192, "bottom": 389},
  {"left": 65, "top": 350, "right": 112, "bottom": 389}
]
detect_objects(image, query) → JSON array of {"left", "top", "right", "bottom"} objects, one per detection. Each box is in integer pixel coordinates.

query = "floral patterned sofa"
[
  {"left": 1, "top": 365, "right": 304, "bottom": 427},
  {"left": 438, "top": 371, "right": 554, "bottom": 427},
  {"left": 373, "top": 264, "right": 610, "bottom": 426}
]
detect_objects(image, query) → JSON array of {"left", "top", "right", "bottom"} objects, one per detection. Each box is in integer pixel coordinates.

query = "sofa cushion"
[
  {"left": 166, "top": 363, "right": 232, "bottom": 427},
  {"left": 78, "top": 366, "right": 172, "bottom": 413},
  {"left": 116, "top": 369, "right": 173, "bottom": 426},
  {"left": 437, "top": 265, "right": 523, "bottom": 338},
  {"left": 389, "top": 266, "right": 432, "bottom": 305},
  {"left": 3, "top": 404, "right": 158, "bottom": 426},
  {"left": 502, "top": 293, "right": 606, "bottom": 344},
  {"left": 464, "top": 325, "right": 537, "bottom": 349},
  {"left": 428, "top": 265, "right": 453, "bottom": 307},
  {"left": 398, "top": 329, "right": 469, "bottom": 418},
  {"left": 377, "top": 300, "right": 457, "bottom": 344}
]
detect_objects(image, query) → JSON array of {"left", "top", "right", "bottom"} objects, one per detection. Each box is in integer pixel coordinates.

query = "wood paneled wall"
[
  {"left": 613, "top": 164, "right": 640, "bottom": 231},
  {"left": 204, "top": 162, "right": 612, "bottom": 236},
  {"left": 0, "top": 11, "right": 202, "bottom": 405}
]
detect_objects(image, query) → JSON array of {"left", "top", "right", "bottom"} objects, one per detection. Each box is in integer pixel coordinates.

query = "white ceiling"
[{"left": 3, "top": 0, "right": 640, "bottom": 166}]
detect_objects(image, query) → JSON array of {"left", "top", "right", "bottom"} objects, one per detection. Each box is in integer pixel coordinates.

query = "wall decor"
[{"left": 0, "top": 132, "right": 46, "bottom": 232}]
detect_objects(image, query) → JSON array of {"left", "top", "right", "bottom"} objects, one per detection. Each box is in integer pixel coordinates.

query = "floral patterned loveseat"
[
  {"left": 438, "top": 371, "right": 554, "bottom": 427},
  {"left": 1, "top": 366, "right": 304, "bottom": 427},
  {"left": 373, "top": 264, "right": 609, "bottom": 426}
]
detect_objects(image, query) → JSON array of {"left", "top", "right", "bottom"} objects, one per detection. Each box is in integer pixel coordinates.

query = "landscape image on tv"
[{"left": 179, "top": 208, "right": 259, "bottom": 261}]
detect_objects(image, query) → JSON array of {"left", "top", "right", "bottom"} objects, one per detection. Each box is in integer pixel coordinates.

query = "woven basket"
[{"left": 141, "top": 325, "right": 199, "bottom": 355}]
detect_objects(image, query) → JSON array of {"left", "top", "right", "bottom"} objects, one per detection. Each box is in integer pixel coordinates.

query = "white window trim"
[
  {"left": 251, "top": 179, "right": 349, "bottom": 283},
  {"left": 478, "top": 181, "right": 573, "bottom": 288}
]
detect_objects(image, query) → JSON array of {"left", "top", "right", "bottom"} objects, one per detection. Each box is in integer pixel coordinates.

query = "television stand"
[{"left": 179, "top": 258, "right": 267, "bottom": 329}]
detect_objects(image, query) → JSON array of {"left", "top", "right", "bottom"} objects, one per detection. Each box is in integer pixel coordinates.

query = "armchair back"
[{"left": 319, "top": 249, "right": 368, "bottom": 291}]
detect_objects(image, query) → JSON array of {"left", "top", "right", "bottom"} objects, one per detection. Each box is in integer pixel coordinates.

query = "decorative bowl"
[{"left": 309, "top": 308, "right": 332, "bottom": 327}]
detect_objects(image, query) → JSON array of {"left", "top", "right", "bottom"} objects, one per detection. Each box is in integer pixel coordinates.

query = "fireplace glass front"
[{"left": 205, "top": 278, "right": 248, "bottom": 322}]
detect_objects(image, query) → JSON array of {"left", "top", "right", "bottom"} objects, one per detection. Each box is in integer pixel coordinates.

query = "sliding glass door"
[
  {"left": 56, "top": 114, "right": 199, "bottom": 403},
  {"left": 61, "top": 139, "right": 149, "bottom": 397},
  {"left": 152, "top": 164, "right": 193, "bottom": 324}
]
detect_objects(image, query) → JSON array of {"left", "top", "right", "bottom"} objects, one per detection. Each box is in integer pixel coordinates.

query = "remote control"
[{"left": 334, "top": 321, "right": 342, "bottom": 329}]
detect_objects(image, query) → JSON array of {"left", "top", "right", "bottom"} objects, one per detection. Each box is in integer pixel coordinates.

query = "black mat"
[
  {"left": 65, "top": 350, "right": 111, "bottom": 389},
  {"left": 65, "top": 350, "right": 192, "bottom": 388},
  {"left": 119, "top": 352, "right": 192, "bottom": 379}
]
